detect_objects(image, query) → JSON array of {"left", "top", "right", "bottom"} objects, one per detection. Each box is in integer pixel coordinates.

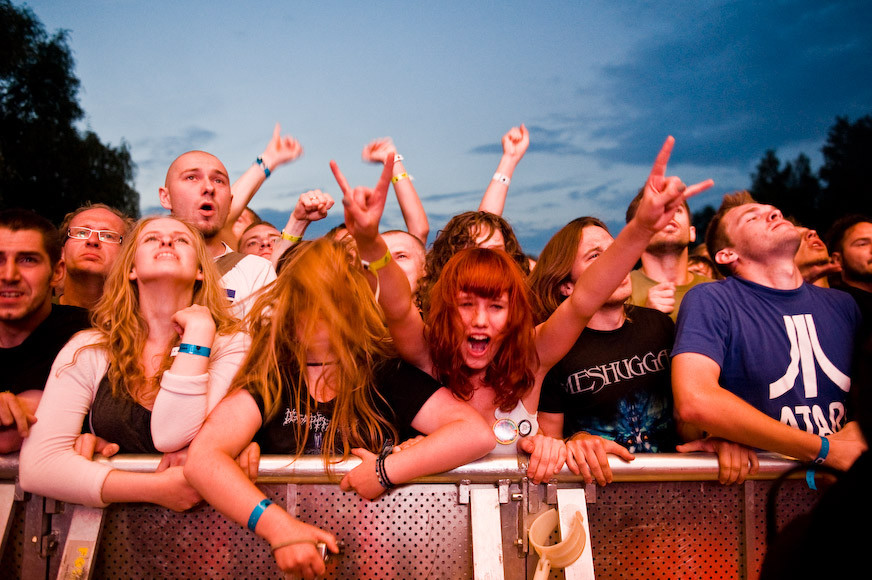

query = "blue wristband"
[
  {"left": 806, "top": 436, "right": 830, "bottom": 490},
  {"left": 177, "top": 343, "right": 211, "bottom": 357},
  {"left": 256, "top": 156, "right": 271, "bottom": 178},
  {"left": 247, "top": 498, "right": 273, "bottom": 532},
  {"left": 813, "top": 436, "right": 829, "bottom": 465}
]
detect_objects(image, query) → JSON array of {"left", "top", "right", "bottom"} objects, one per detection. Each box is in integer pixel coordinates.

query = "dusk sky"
[{"left": 22, "top": 0, "right": 872, "bottom": 253}]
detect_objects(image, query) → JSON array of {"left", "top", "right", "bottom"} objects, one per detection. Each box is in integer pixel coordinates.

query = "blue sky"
[{"left": 21, "top": 0, "right": 872, "bottom": 253}]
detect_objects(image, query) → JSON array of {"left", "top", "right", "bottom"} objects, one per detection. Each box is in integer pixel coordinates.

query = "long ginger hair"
[
  {"left": 82, "top": 216, "right": 235, "bottom": 404},
  {"left": 232, "top": 237, "right": 398, "bottom": 467},
  {"left": 426, "top": 247, "right": 537, "bottom": 412}
]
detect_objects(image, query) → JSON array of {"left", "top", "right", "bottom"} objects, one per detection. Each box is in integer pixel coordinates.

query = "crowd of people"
[{"left": 1, "top": 124, "right": 869, "bottom": 578}]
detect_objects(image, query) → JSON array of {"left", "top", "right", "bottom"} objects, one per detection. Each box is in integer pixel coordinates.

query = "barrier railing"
[{"left": 0, "top": 452, "right": 821, "bottom": 580}]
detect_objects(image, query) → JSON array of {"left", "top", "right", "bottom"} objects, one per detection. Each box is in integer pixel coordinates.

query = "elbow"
[
  {"left": 152, "top": 431, "right": 194, "bottom": 454},
  {"left": 673, "top": 388, "right": 712, "bottom": 432},
  {"left": 470, "top": 419, "right": 497, "bottom": 458}
]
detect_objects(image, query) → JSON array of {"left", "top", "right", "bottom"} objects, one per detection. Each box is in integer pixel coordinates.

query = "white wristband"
[{"left": 492, "top": 172, "right": 511, "bottom": 185}]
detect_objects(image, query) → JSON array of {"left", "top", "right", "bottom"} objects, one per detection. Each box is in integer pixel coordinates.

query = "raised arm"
[
  {"left": 534, "top": 136, "right": 714, "bottom": 372},
  {"left": 227, "top": 124, "right": 304, "bottom": 225},
  {"left": 478, "top": 124, "right": 529, "bottom": 215},
  {"left": 363, "top": 138, "right": 430, "bottom": 244},
  {"left": 270, "top": 189, "right": 335, "bottom": 267},
  {"left": 331, "top": 157, "right": 433, "bottom": 373}
]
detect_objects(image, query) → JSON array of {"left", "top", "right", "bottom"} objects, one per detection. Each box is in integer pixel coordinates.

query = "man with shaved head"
[{"left": 159, "top": 150, "right": 275, "bottom": 317}]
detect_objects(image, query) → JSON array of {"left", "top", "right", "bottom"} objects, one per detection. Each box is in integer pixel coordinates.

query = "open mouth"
[
  {"left": 467, "top": 335, "right": 491, "bottom": 355},
  {"left": 0, "top": 290, "right": 24, "bottom": 298},
  {"left": 199, "top": 202, "right": 216, "bottom": 215},
  {"left": 154, "top": 251, "right": 177, "bottom": 260}
]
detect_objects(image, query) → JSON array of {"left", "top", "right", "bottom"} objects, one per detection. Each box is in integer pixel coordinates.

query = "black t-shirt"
[
  {"left": 539, "top": 306, "right": 679, "bottom": 453},
  {"left": 832, "top": 281, "right": 872, "bottom": 342},
  {"left": 250, "top": 357, "right": 442, "bottom": 454},
  {"left": 0, "top": 304, "right": 90, "bottom": 394}
]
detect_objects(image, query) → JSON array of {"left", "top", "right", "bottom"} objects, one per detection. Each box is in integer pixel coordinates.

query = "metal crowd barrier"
[{"left": 0, "top": 452, "right": 823, "bottom": 579}]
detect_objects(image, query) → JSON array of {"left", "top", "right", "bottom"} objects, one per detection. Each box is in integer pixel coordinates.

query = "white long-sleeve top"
[{"left": 19, "top": 329, "right": 248, "bottom": 507}]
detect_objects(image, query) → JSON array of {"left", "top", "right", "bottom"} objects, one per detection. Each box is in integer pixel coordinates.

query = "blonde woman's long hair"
[
  {"left": 82, "top": 216, "right": 235, "bottom": 404},
  {"left": 233, "top": 237, "right": 398, "bottom": 468}
]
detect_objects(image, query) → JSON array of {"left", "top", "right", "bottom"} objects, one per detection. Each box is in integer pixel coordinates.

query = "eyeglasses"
[{"left": 67, "top": 227, "right": 123, "bottom": 244}]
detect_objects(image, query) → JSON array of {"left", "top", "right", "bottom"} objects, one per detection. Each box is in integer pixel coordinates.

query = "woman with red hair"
[{"left": 332, "top": 137, "right": 712, "bottom": 482}]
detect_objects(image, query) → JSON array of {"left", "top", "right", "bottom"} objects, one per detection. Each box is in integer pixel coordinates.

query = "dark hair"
[
  {"left": 825, "top": 214, "right": 872, "bottom": 256},
  {"left": 416, "top": 211, "right": 529, "bottom": 316},
  {"left": 0, "top": 208, "right": 62, "bottom": 266}
]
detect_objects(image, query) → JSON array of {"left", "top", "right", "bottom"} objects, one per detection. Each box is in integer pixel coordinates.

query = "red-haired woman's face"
[{"left": 456, "top": 290, "right": 509, "bottom": 370}]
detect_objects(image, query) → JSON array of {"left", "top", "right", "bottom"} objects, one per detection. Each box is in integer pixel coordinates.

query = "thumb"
[
  {"left": 518, "top": 436, "right": 535, "bottom": 454},
  {"left": 676, "top": 439, "right": 707, "bottom": 454}
]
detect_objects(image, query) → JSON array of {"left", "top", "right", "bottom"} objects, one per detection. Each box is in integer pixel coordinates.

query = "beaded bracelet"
[
  {"left": 375, "top": 439, "right": 396, "bottom": 490},
  {"left": 391, "top": 172, "right": 409, "bottom": 184}
]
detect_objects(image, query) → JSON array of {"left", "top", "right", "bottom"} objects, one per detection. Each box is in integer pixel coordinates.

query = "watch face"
[
  {"left": 518, "top": 419, "right": 532, "bottom": 437},
  {"left": 493, "top": 418, "right": 519, "bottom": 445}
]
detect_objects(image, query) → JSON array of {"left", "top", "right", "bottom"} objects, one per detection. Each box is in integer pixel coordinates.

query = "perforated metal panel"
[
  {"left": 298, "top": 484, "right": 471, "bottom": 579},
  {"left": 87, "top": 483, "right": 472, "bottom": 579},
  {"left": 1, "top": 477, "right": 824, "bottom": 579}
]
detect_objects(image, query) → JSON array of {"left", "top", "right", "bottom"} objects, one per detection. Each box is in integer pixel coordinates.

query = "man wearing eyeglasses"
[
  {"left": 0, "top": 209, "right": 90, "bottom": 452},
  {"left": 58, "top": 204, "right": 132, "bottom": 310}
]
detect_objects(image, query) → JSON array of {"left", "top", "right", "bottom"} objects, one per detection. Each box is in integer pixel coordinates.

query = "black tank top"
[{"left": 85, "top": 374, "right": 158, "bottom": 454}]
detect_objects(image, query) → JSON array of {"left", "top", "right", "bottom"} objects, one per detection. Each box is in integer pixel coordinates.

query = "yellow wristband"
[
  {"left": 361, "top": 249, "right": 392, "bottom": 274},
  {"left": 391, "top": 172, "right": 409, "bottom": 184},
  {"left": 281, "top": 230, "right": 302, "bottom": 243}
]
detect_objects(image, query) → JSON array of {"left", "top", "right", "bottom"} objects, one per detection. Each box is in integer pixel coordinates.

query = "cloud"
[
  {"left": 590, "top": 1, "right": 872, "bottom": 166},
  {"left": 468, "top": 124, "right": 594, "bottom": 156}
]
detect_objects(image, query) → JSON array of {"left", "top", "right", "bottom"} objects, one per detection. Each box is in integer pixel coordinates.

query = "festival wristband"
[
  {"left": 391, "top": 172, "right": 409, "bottom": 184},
  {"left": 281, "top": 230, "right": 302, "bottom": 243},
  {"left": 174, "top": 343, "right": 211, "bottom": 357},
  {"left": 813, "top": 435, "right": 829, "bottom": 465},
  {"left": 256, "top": 156, "right": 271, "bottom": 178},
  {"left": 393, "top": 153, "right": 404, "bottom": 163},
  {"left": 492, "top": 172, "right": 511, "bottom": 185},
  {"left": 360, "top": 249, "right": 392, "bottom": 274},
  {"left": 248, "top": 498, "right": 273, "bottom": 532}
]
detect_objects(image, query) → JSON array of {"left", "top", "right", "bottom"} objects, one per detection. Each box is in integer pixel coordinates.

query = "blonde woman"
[
  {"left": 185, "top": 237, "right": 493, "bottom": 579},
  {"left": 20, "top": 216, "right": 248, "bottom": 510}
]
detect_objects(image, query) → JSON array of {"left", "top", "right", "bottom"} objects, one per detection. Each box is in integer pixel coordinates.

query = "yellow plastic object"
[{"left": 528, "top": 508, "right": 586, "bottom": 580}]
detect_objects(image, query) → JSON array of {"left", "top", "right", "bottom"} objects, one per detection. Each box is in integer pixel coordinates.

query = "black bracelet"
[{"left": 375, "top": 439, "right": 396, "bottom": 490}]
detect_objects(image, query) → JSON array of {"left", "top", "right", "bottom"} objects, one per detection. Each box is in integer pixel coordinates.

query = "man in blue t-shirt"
[{"left": 673, "top": 191, "right": 866, "bottom": 475}]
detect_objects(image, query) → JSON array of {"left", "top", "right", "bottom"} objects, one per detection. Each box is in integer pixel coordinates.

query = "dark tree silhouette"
[{"left": 0, "top": 0, "right": 139, "bottom": 224}]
